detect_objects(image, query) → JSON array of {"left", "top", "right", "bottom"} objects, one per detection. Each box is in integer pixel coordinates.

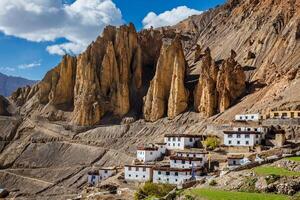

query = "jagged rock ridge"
[
  {"left": 143, "top": 36, "right": 189, "bottom": 122},
  {"left": 11, "top": 23, "right": 248, "bottom": 125}
]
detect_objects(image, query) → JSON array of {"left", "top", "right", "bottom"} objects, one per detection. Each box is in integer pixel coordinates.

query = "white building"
[
  {"left": 155, "top": 143, "right": 167, "bottom": 154},
  {"left": 99, "top": 167, "right": 117, "bottom": 181},
  {"left": 227, "top": 154, "right": 245, "bottom": 166},
  {"left": 124, "top": 165, "right": 153, "bottom": 182},
  {"left": 170, "top": 151, "right": 208, "bottom": 168},
  {"left": 223, "top": 131, "right": 263, "bottom": 146},
  {"left": 175, "top": 151, "right": 208, "bottom": 159},
  {"left": 136, "top": 143, "right": 166, "bottom": 163},
  {"left": 164, "top": 134, "right": 206, "bottom": 150},
  {"left": 153, "top": 166, "right": 204, "bottom": 185},
  {"left": 87, "top": 171, "right": 100, "bottom": 186},
  {"left": 233, "top": 126, "right": 268, "bottom": 137},
  {"left": 170, "top": 156, "right": 205, "bottom": 169},
  {"left": 234, "top": 113, "right": 260, "bottom": 122}
]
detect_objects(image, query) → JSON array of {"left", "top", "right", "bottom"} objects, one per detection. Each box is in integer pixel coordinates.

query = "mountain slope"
[{"left": 0, "top": 72, "right": 36, "bottom": 96}]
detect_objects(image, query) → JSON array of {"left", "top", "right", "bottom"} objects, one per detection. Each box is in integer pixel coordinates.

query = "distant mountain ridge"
[{"left": 0, "top": 72, "right": 37, "bottom": 96}]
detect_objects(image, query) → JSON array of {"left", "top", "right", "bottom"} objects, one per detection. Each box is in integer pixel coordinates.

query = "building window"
[
  {"left": 158, "top": 171, "right": 161, "bottom": 175},
  {"left": 129, "top": 174, "right": 131, "bottom": 177},
  {"left": 228, "top": 140, "right": 232, "bottom": 144},
  {"left": 174, "top": 160, "right": 177, "bottom": 163},
  {"left": 143, "top": 175, "right": 145, "bottom": 178},
  {"left": 251, "top": 116, "right": 254, "bottom": 119},
  {"left": 237, "top": 134, "right": 241, "bottom": 138},
  {"left": 256, "top": 135, "right": 259, "bottom": 138},
  {"left": 168, "top": 138, "right": 171, "bottom": 141},
  {"left": 158, "top": 178, "right": 161, "bottom": 180},
  {"left": 240, "top": 116, "right": 242, "bottom": 120},
  {"left": 228, "top": 134, "right": 233, "bottom": 138},
  {"left": 175, "top": 172, "right": 178, "bottom": 176},
  {"left": 247, "top": 128, "right": 251, "bottom": 131},
  {"left": 256, "top": 141, "right": 259, "bottom": 144},
  {"left": 178, "top": 143, "right": 180, "bottom": 146},
  {"left": 238, "top": 128, "right": 241, "bottom": 131},
  {"left": 143, "top": 168, "right": 146, "bottom": 172},
  {"left": 167, "top": 178, "right": 169, "bottom": 182},
  {"left": 245, "top": 116, "right": 248, "bottom": 119},
  {"left": 175, "top": 179, "right": 178, "bottom": 182},
  {"left": 189, "top": 138, "right": 193, "bottom": 142},
  {"left": 166, "top": 172, "right": 170, "bottom": 176},
  {"left": 150, "top": 152, "right": 153, "bottom": 155},
  {"left": 177, "top": 137, "right": 180, "bottom": 141},
  {"left": 136, "top": 175, "right": 138, "bottom": 178},
  {"left": 168, "top": 143, "right": 170, "bottom": 146},
  {"left": 237, "top": 141, "right": 240, "bottom": 145},
  {"left": 246, "top": 141, "right": 249, "bottom": 145},
  {"left": 254, "top": 128, "right": 258, "bottom": 131},
  {"left": 245, "top": 134, "right": 250, "bottom": 138},
  {"left": 136, "top": 167, "right": 139, "bottom": 171},
  {"left": 173, "top": 143, "right": 175, "bottom": 146},
  {"left": 104, "top": 170, "right": 108, "bottom": 173},
  {"left": 173, "top": 137, "right": 176, "bottom": 141},
  {"left": 182, "top": 160, "right": 185, "bottom": 164},
  {"left": 128, "top": 167, "right": 131, "bottom": 171}
]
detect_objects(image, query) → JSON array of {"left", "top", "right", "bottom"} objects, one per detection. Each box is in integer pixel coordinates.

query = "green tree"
[
  {"left": 203, "top": 136, "right": 220, "bottom": 150},
  {"left": 134, "top": 182, "right": 175, "bottom": 200}
]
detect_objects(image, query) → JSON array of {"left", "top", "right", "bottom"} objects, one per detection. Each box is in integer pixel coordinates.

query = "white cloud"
[
  {"left": 18, "top": 61, "right": 41, "bottom": 69},
  {"left": 0, "top": 0, "right": 124, "bottom": 55},
  {"left": 0, "top": 67, "right": 15, "bottom": 72},
  {"left": 142, "top": 6, "right": 202, "bottom": 29}
]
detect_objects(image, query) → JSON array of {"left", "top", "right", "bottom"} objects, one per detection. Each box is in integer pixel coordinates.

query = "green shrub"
[
  {"left": 184, "top": 194, "right": 196, "bottom": 200},
  {"left": 209, "top": 179, "right": 217, "bottom": 186},
  {"left": 265, "top": 174, "right": 280, "bottom": 185},
  {"left": 239, "top": 177, "right": 258, "bottom": 193},
  {"left": 203, "top": 137, "right": 220, "bottom": 150},
  {"left": 134, "top": 182, "right": 175, "bottom": 200}
]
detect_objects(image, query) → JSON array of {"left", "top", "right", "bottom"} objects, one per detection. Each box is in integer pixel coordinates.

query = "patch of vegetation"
[
  {"left": 202, "top": 136, "right": 220, "bottom": 150},
  {"left": 265, "top": 174, "right": 280, "bottom": 185},
  {"left": 239, "top": 177, "right": 258, "bottom": 193},
  {"left": 286, "top": 157, "right": 300, "bottom": 162},
  {"left": 291, "top": 192, "right": 300, "bottom": 200},
  {"left": 185, "top": 188, "right": 290, "bottom": 200},
  {"left": 134, "top": 182, "right": 175, "bottom": 200},
  {"left": 209, "top": 179, "right": 217, "bottom": 186},
  {"left": 254, "top": 166, "right": 300, "bottom": 177}
]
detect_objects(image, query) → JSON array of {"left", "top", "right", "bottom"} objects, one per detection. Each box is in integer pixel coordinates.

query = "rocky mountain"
[
  {"left": 0, "top": 72, "right": 36, "bottom": 97},
  {"left": 0, "top": 0, "right": 299, "bottom": 198},
  {"left": 11, "top": 24, "right": 248, "bottom": 126},
  {"left": 0, "top": 95, "right": 10, "bottom": 116}
]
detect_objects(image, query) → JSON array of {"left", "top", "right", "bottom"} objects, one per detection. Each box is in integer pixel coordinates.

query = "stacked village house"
[
  {"left": 124, "top": 134, "right": 208, "bottom": 185},
  {"left": 86, "top": 110, "right": 297, "bottom": 186}
]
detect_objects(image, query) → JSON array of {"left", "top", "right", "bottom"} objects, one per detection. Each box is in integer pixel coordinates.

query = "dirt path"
[{"left": 0, "top": 170, "right": 54, "bottom": 186}]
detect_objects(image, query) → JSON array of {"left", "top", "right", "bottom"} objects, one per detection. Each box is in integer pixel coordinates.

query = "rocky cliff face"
[
  {"left": 143, "top": 37, "right": 189, "bottom": 121},
  {"left": 10, "top": 0, "right": 300, "bottom": 125},
  {"left": 194, "top": 49, "right": 246, "bottom": 117},
  {"left": 0, "top": 95, "right": 10, "bottom": 116},
  {"left": 72, "top": 24, "right": 144, "bottom": 126}
]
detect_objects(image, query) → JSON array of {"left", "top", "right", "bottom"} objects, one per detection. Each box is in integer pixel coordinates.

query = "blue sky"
[{"left": 0, "top": 0, "right": 225, "bottom": 80}]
